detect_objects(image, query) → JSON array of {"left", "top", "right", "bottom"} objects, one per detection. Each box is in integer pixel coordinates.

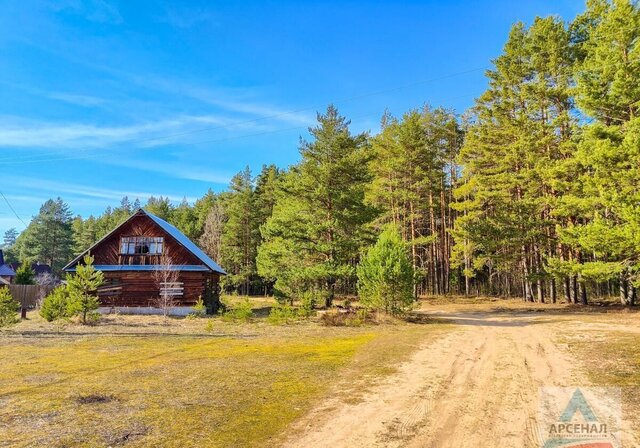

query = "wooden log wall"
[{"left": 99, "top": 272, "right": 219, "bottom": 307}]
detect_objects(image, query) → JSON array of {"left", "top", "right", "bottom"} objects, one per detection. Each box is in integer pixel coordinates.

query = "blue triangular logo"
[{"left": 558, "top": 388, "right": 597, "bottom": 422}]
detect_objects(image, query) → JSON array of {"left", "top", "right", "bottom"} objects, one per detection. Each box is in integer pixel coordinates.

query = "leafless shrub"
[
  {"left": 35, "top": 272, "right": 58, "bottom": 287},
  {"left": 199, "top": 203, "right": 225, "bottom": 262},
  {"left": 153, "top": 255, "right": 180, "bottom": 317}
]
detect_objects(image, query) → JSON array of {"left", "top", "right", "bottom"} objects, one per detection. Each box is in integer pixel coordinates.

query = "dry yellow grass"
[
  {"left": 559, "top": 320, "right": 640, "bottom": 440},
  {"left": 0, "top": 310, "right": 448, "bottom": 448}
]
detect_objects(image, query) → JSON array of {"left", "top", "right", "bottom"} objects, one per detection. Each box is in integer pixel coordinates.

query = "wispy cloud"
[
  {"left": 101, "top": 156, "right": 232, "bottom": 184},
  {"left": 47, "top": 92, "right": 108, "bottom": 107},
  {"left": 157, "top": 5, "right": 218, "bottom": 29},
  {"left": 123, "top": 75, "right": 315, "bottom": 126},
  {"left": 6, "top": 176, "right": 198, "bottom": 204},
  {"left": 0, "top": 114, "right": 266, "bottom": 150},
  {"left": 0, "top": 80, "right": 110, "bottom": 108},
  {"left": 52, "top": 0, "right": 123, "bottom": 24},
  {"left": 185, "top": 88, "right": 314, "bottom": 126}
]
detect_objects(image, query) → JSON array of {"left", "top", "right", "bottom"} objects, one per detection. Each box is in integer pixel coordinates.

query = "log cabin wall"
[{"left": 99, "top": 272, "right": 220, "bottom": 307}]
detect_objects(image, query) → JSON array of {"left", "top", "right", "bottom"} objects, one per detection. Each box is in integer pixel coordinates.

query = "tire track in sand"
[{"left": 282, "top": 311, "right": 636, "bottom": 448}]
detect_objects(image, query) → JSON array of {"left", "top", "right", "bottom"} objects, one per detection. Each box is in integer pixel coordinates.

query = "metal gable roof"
[
  {"left": 145, "top": 211, "right": 226, "bottom": 275},
  {"left": 63, "top": 209, "right": 226, "bottom": 275},
  {"left": 0, "top": 264, "right": 16, "bottom": 277}
]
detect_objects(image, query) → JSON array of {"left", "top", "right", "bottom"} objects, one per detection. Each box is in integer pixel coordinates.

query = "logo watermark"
[{"left": 538, "top": 387, "right": 621, "bottom": 448}]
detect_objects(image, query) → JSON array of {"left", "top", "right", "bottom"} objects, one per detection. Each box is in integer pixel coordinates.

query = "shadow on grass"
[
  {"left": 406, "top": 311, "right": 554, "bottom": 327},
  {"left": 252, "top": 306, "right": 273, "bottom": 318},
  {"left": 1, "top": 330, "right": 259, "bottom": 339}
]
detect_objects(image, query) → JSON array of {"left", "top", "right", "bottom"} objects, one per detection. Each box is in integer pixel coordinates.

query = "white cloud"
[
  {"left": 101, "top": 156, "right": 232, "bottom": 184},
  {"left": 0, "top": 114, "right": 262, "bottom": 150},
  {"left": 130, "top": 75, "right": 315, "bottom": 126},
  {"left": 5, "top": 176, "right": 199, "bottom": 204},
  {"left": 181, "top": 87, "right": 314, "bottom": 126},
  {"left": 0, "top": 80, "right": 110, "bottom": 109},
  {"left": 47, "top": 92, "right": 108, "bottom": 107}
]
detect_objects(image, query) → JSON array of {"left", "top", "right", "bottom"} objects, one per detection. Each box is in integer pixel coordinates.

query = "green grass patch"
[{"left": 0, "top": 314, "right": 450, "bottom": 448}]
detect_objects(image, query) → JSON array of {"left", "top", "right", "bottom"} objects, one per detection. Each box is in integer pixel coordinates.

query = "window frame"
[{"left": 120, "top": 236, "right": 164, "bottom": 255}]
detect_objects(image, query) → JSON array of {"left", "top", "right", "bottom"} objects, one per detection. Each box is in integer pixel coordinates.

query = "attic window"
[{"left": 120, "top": 237, "right": 164, "bottom": 255}]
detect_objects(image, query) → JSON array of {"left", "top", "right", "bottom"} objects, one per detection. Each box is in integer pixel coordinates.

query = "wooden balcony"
[{"left": 118, "top": 254, "right": 163, "bottom": 266}]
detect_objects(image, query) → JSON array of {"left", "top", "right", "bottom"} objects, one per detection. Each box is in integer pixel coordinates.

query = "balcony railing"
[{"left": 118, "top": 254, "right": 163, "bottom": 266}]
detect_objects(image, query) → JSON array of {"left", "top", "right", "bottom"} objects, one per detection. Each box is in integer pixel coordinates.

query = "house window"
[{"left": 120, "top": 237, "right": 164, "bottom": 255}]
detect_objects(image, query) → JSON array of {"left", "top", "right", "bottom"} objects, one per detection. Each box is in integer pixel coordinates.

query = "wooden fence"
[{"left": 6, "top": 284, "right": 55, "bottom": 308}]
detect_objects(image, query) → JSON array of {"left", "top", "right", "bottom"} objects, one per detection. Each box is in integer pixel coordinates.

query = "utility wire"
[{"left": 0, "top": 191, "right": 28, "bottom": 228}]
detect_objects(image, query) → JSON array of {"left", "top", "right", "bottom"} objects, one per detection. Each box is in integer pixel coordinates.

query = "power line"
[
  {"left": 0, "top": 191, "right": 28, "bottom": 228},
  {"left": 0, "top": 67, "right": 485, "bottom": 165}
]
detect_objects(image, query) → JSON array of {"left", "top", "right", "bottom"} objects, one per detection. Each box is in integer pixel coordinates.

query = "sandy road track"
[{"left": 284, "top": 311, "right": 637, "bottom": 448}]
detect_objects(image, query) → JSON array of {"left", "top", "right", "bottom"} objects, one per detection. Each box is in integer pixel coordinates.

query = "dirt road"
[{"left": 284, "top": 311, "right": 637, "bottom": 448}]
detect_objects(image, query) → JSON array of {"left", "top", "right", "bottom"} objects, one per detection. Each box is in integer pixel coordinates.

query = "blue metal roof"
[
  {"left": 144, "top": 211, "right": 226, "bottom": 275},
  {"left": 63, "top": 208, "right": 226, "bottom": 275},
  {"left": 0, "top": 264, "right": 16, "bottom": 276},
  {"left": 66, "top": 265, "right": 211, "bottom": 272}
]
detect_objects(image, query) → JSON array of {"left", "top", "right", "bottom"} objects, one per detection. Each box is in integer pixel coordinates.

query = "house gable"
[{"left": 64, "top": 209, "right": 224, "bottom": 274}]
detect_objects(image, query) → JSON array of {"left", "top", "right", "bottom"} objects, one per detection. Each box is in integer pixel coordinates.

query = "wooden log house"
[{"left": 63, "top": 209, "right": 226, "bottom": 315}]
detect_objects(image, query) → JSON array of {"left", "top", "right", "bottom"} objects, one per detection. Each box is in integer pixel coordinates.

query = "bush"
[
  {"left": 40, "top": 286, "right": 72, "bottom": 322},
  {"left": 357, "top": 224, "right": 414, "bottom": 316},
  {"left": 267, "top": 302, "right": 298, "bottom": 324},
  {"left": 320, "top": 308, "right": 374, "bottom": 327},
  {"left": 15, "top": 261, "right": 35, "bottom": 285},
  {"left": 298, "top": 291, "right": 318, "bottom": 318},
  {"left": 192, "top": 296, "right": 206, "bottom": 317},
  {"left": 222, "top": 298, "right": 253, "bottom": 322},
  {"left": 0, "top": 287, "right": 20, "bottom": 327},
  {"left": 204, "top": 319, "right": 215, "bottom": 333}
]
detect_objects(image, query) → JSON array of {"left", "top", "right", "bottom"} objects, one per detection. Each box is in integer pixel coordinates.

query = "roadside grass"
[
  {"left": 560, "top": 323, "right": 640, "bottom": 441},
  {"left": 420, "top": 295, "right": 640, "bottom": 314},
  {"left": 0, "top": 309, "right": 450, "bottom": 448}
]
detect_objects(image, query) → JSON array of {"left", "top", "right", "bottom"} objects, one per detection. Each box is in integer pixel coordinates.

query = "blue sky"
[{"left": 0, "top": 0, "right": 583, "bottom": 235}]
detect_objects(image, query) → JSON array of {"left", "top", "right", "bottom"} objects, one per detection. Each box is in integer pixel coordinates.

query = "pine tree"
[
  {"left": 367, "top": 107, "right": 460, "bottom": 296},
  {"left": 14, "top": 261, "right": 35, "bottom": 285},
  {"left": 254, "top": 164, "right": 282, "bottom": 227},
  {"left": 452, "top": 18, "right": 575, "bottom": 301},
  {"left": 66, "top": 254, "right": 104, "bottom": 324},
  {"left": 258, "top": 106, "right": 374, "bottom": 306},
  {"left": 3, "top": 228, "right": 18, "bottom": 247},
  {"left": 14, "top": 198, "right": 74, "bottom": 274},
  {"left": 145, "top": 196, "right": 173, "bottom": 220},
  {"left": 0, "top": 287, "right": 20, "bottom": 327},
  {"left": 72, "top": 215, "right": 98, "bottom": 254},
  {"left": 221, "top": 167, "right": 260, "bottom": 295},
  {"left": 172, "top": 198, "right": 199, "bottom": 240},
  {"left": 357, "top": 225, "right": 414, "bottom": 315},
  {"left": 193, "top": 189, "right": 219, "bottom": 231},
  {"left": 558, "top": 0, "right": 640, "bottom": 305}
]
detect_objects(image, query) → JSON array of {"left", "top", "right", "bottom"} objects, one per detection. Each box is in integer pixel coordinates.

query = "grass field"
[
  {"left": 559, "top": 317, "right": 640, "bottom": 439},
  {"left": 1, "top": 296, "right": 637, "bottom": 447},
  {"left": 0, "top": 303, "right": 451, "bottom": 448}
]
